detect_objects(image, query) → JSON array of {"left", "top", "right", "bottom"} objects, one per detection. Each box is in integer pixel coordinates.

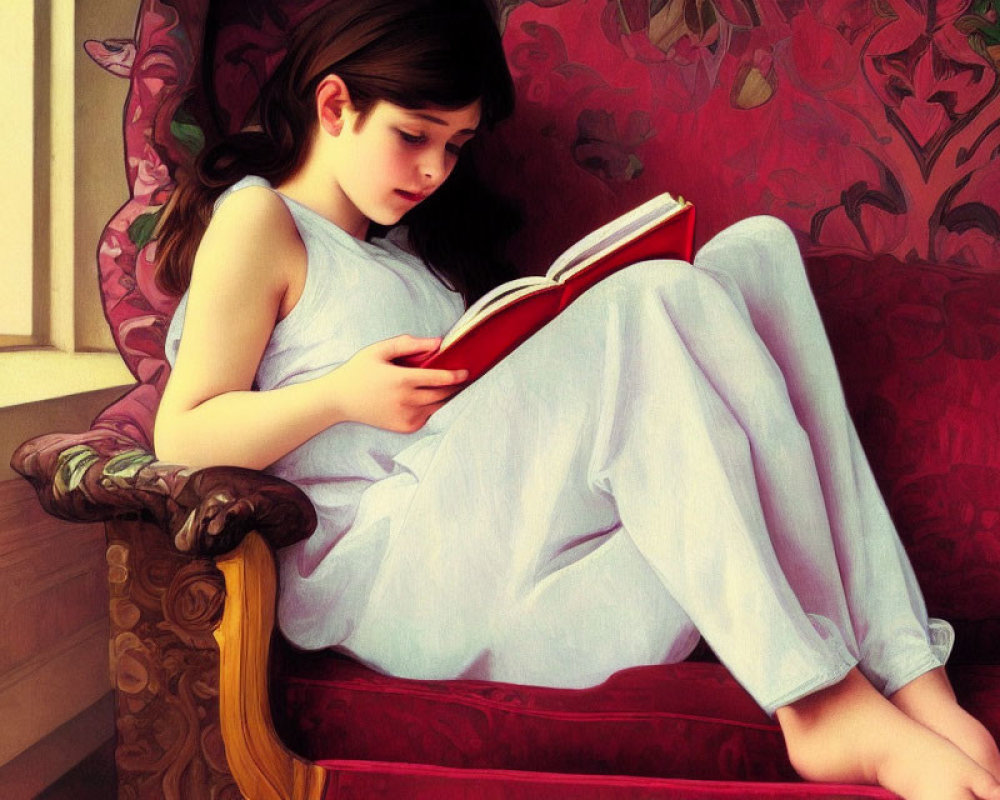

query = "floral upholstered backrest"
[
  {"left": 85, "top": 0, "right": 204, "bottom": 446},
  {"left": 88, "top": 0, "right": 1000, "bottom": 444}
]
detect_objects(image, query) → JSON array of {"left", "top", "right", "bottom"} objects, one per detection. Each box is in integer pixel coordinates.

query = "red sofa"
[{"left": 14, "top": 0, "right": 1000, "bottom": 797}]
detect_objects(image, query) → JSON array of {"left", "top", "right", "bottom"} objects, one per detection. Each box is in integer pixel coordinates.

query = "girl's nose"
[{"left": 421, "top": 149, "right": 449, "bottom": 184}]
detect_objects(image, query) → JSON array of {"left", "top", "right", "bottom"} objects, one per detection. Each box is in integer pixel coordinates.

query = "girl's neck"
[{"left": 276, "top": 170, "right": 370, "bottom": 241}]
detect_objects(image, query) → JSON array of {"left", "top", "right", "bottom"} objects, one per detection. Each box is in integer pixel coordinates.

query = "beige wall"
[
  {"left": 1, "top": 0, "right": 137, "bottom": 351},
  {"left": 0, "top": 0, "right": 144, "bottom": 788},
  {"left": 0, "top": 5, "right": 34, "bottom": 338},
  {"left": 1, "top": 0, "right": 138, "bottom": 482}
]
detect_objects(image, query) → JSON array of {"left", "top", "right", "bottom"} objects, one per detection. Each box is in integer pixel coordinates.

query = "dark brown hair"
[{"left": 155, "top": 0, "right": 518, "bottom": 304}]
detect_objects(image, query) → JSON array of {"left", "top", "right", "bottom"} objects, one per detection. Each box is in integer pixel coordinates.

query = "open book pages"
[
  {"left": 547, "top": 192, "right": 684, "bottom": 281},
  {"left": 439, "top": 192, "right": 688, "bottom": 350},
  {"left": 441, "top": 277, "right": 551, "bottom": 349}
]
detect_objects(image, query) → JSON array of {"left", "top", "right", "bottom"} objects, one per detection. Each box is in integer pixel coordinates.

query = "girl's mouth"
[{"left": 395, "top": 189, "right": 427, "bottom": 203}]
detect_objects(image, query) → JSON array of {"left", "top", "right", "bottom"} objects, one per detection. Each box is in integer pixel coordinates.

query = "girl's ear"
[{"left": 315, "top": 74, "right": 352, "bottom": 135}]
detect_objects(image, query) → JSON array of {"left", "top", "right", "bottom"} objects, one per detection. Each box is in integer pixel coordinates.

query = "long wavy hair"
[{"left": 155, "top": 0, "right": 519, "bottom": 305}]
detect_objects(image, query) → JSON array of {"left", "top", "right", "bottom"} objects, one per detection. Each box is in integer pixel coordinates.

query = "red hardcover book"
[{"left": 404, "top": 192, "right": 695, "bottom": 381}]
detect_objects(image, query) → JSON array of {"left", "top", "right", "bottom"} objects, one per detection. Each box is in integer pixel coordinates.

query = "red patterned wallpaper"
[{"left": 487, "top": 0, "right": 1000, "bottom": 272}]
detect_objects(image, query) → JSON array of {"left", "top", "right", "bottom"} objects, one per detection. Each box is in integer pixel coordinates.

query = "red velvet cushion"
[
  {"left": 275, "top": 641, "right": 1000, "bottom": 795},
  {"left": 806, "top": 254, "right": 1000, "bottom": 630},
  {"left": 271, "top": 637, "right": 795, "bottom": 782},
  {"left": 317, "top": 765, "right": 894, "bottom": 799}
]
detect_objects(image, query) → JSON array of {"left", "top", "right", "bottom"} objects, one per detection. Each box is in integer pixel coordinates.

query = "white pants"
[{"left": 278, "top": 216, "right": 951, "bottom": 715}]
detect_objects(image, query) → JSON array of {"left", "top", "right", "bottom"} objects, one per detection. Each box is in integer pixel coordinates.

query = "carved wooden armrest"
[
  {"left": 11, "top": 427, "right": 316, "bottom": 557},
  {"left": 215, "top": 532, "right": 328, "bottom": 800}
]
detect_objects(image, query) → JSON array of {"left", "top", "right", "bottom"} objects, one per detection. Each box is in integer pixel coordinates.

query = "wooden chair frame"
[{"left": 214, "top": 532, "right": 327, "bottom": 800}]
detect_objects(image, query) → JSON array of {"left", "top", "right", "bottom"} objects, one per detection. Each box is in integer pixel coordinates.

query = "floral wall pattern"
[{"left": 487, "top": 0, "right": 1000, "bottom": 272}]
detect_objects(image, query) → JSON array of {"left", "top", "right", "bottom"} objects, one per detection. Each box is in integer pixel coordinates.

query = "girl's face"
[{"left": 333, "top": 99, "right": 481, "bottom": 229}]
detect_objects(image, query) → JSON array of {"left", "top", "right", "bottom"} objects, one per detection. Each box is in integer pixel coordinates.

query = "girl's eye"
[
  {"left": 397, "top": 129, "right": 465, "bottom": 157},
  {"left": 398, "top": 130, "right": 426, "bottom": 145}
]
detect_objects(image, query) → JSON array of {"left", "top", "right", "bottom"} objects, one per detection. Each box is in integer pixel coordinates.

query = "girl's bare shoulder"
[
  {"left": 209, "top": 184, "right": 302, "bottom": 252},
  {"left": 195, "top": 184, "right": 305, "bottom": 291}
]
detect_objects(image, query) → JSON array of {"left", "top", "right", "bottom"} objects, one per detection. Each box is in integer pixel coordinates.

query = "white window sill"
[
  {"left": 1, "top": 351, "right": 138, "bottom": 481},
  {"left": 0, "top": 350, "right": 134, "bottom": 409}
]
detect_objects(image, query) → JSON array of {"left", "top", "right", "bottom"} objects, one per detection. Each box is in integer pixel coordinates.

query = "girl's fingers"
[
  {"left": 365, "top": 335, "right": 441, "bottom": 361},
  {"left": 410, "top": 367, "right": 469, "bottom": 387},
  {"left": 375, "top": 335, "right": 443, "bottom": 361},
  {"left": 414, "top": 385, "right": 464, "bottom": 405}
]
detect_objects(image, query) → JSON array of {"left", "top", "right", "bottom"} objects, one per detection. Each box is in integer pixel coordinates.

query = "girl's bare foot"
[
  {"left": 890, "top": 667, "right": 1000, "bottom": 779},
  {"left": 776, "top": 668, "right": 1000, "bottom": 800}
]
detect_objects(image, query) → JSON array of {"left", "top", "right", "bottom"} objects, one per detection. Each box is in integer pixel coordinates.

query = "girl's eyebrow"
[{"left": 411, "top": 111, "right": 478, "bottom": 135}]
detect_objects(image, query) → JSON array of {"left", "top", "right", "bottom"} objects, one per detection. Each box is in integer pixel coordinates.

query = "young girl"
[{"left": 154, "top": 0, "right": 1000, "bottom": 797}]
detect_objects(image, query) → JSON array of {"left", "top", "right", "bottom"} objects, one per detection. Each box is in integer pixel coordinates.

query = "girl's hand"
[{"left": 331, "top": 335, "right": 468, "bottom": 433}]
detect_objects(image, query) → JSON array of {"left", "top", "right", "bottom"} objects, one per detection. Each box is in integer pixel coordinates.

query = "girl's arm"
[{"left": 154, "top": 187, "right": 466, "bottom": 471}]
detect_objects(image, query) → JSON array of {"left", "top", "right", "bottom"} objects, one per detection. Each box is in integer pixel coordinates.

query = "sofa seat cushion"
[
  {"left": 273, "top": 638, "right": 1000, "bottom": 787},
  {"left": 272, "top": 638, "right": 796, "bottom": 783},
  {"left": 315, "top": 764, "right": 895, "bottom": 799}
]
